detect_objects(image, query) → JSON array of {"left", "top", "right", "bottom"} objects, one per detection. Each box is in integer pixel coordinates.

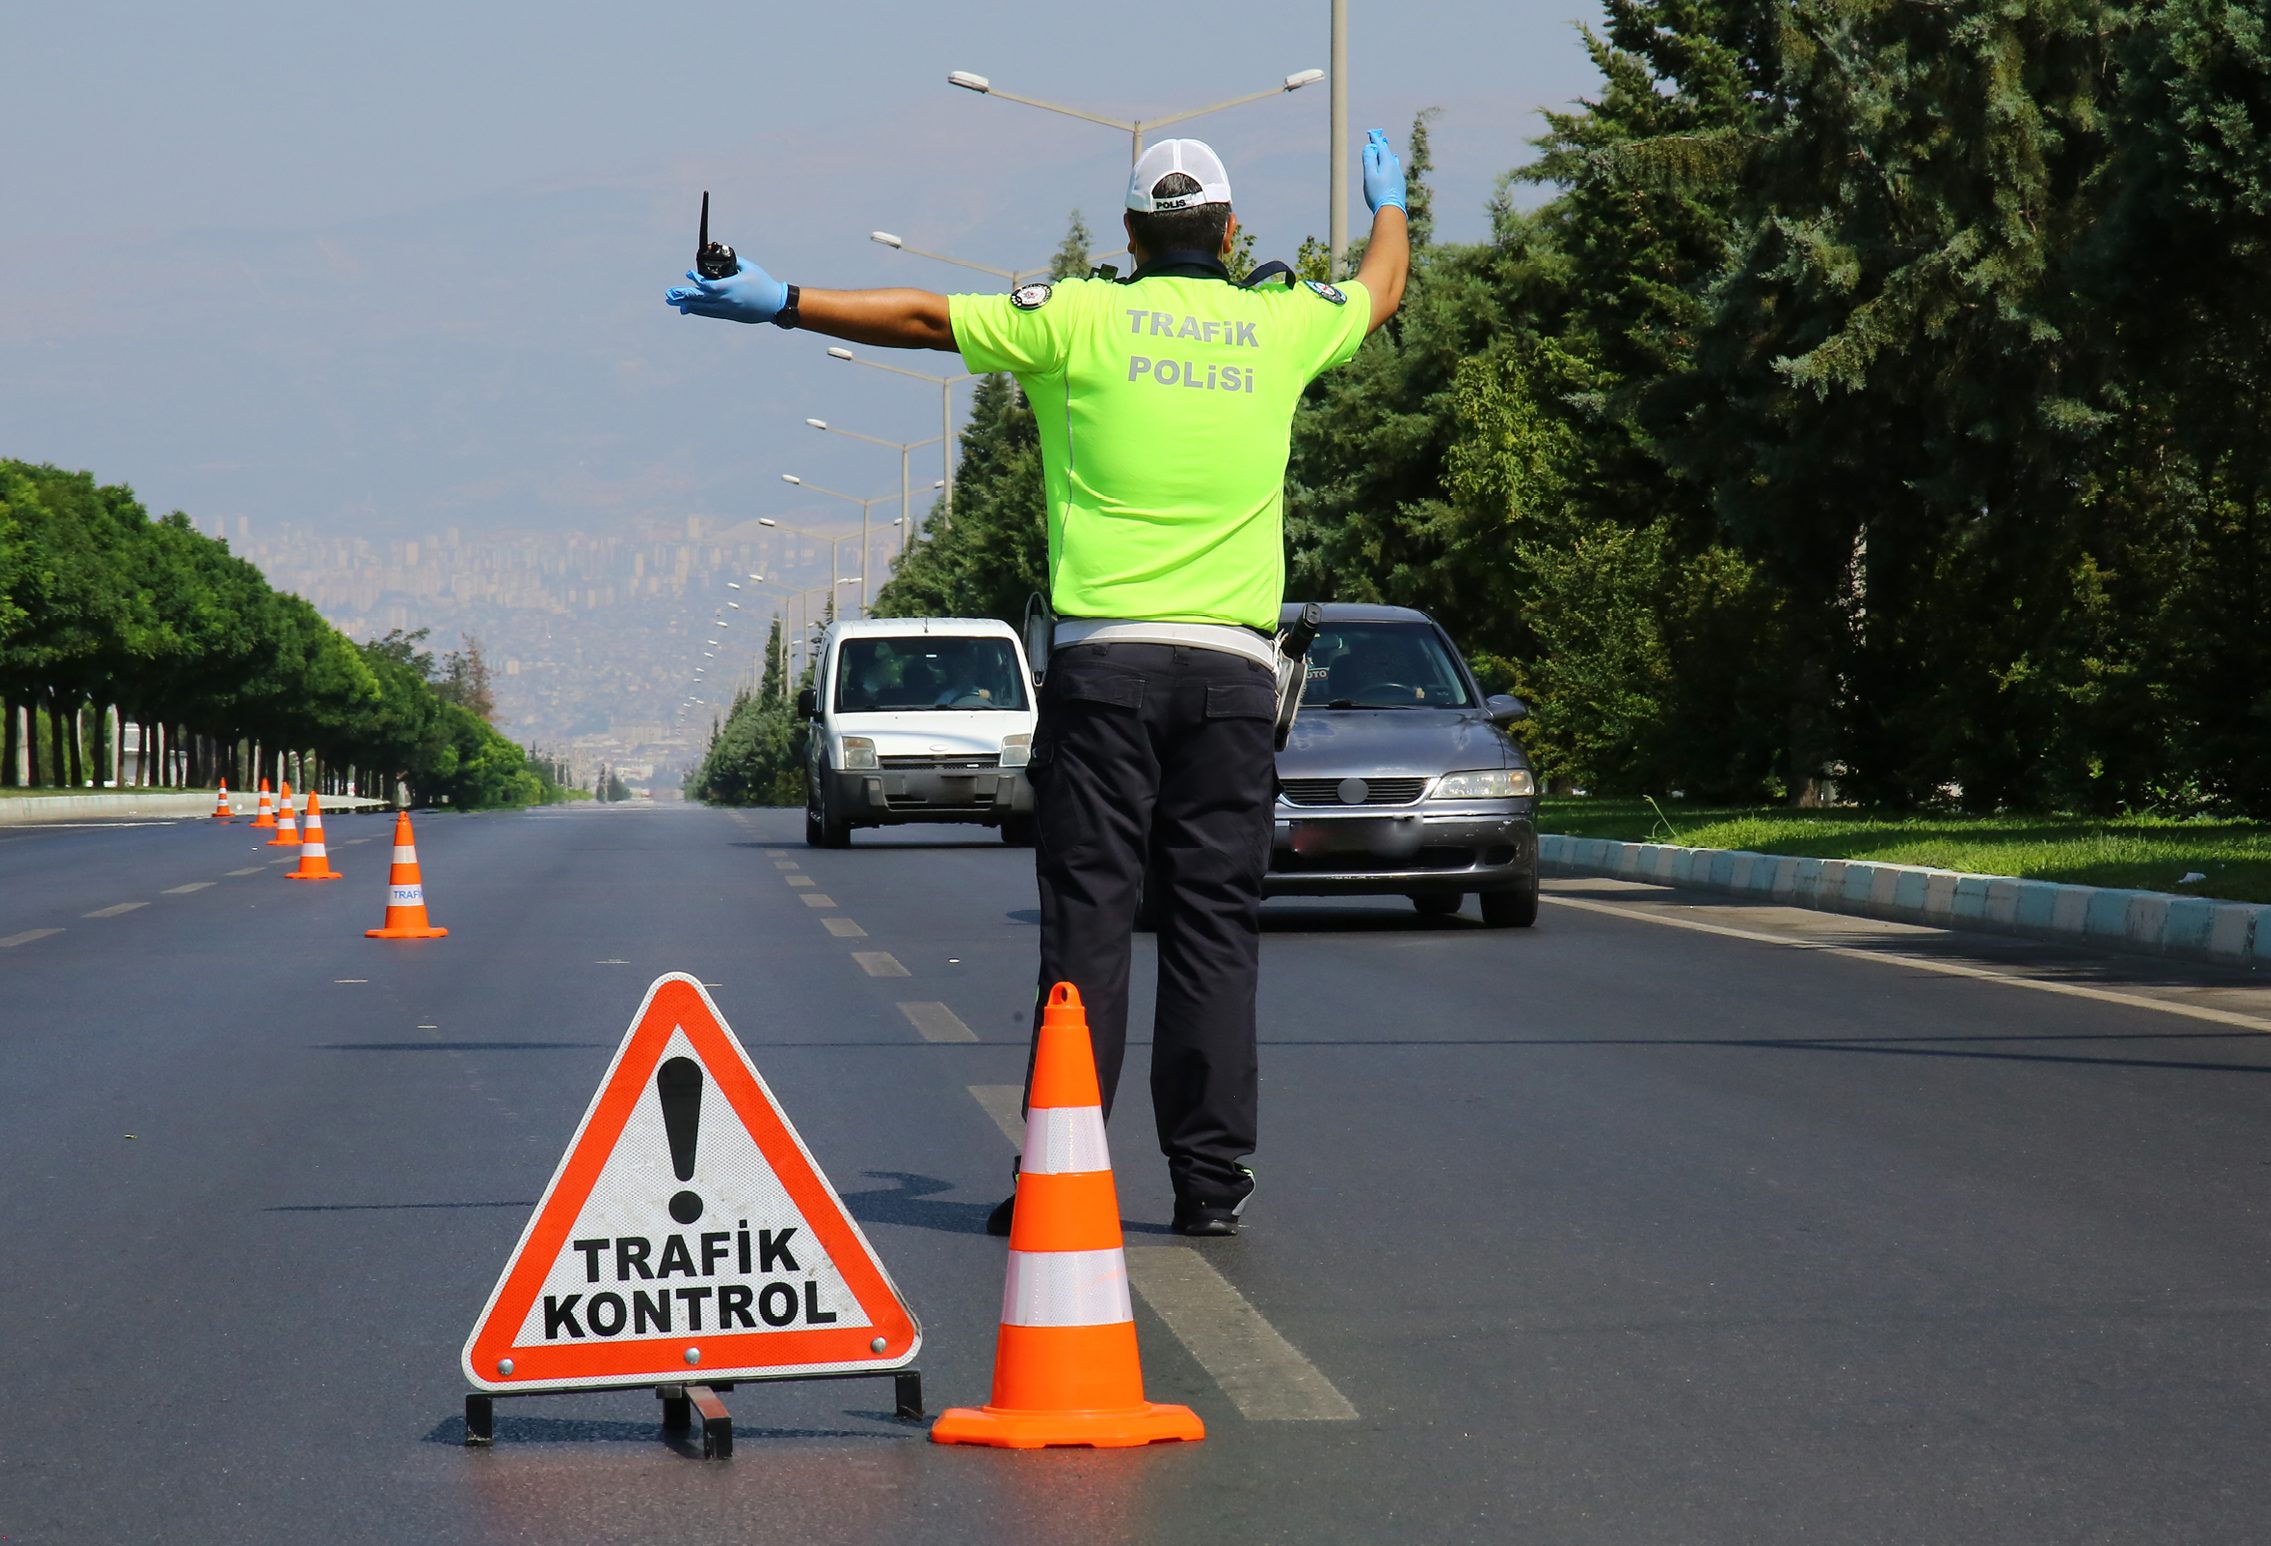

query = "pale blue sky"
[{"left": 4, "top": 1, "right": 1602, "bottom": 542}]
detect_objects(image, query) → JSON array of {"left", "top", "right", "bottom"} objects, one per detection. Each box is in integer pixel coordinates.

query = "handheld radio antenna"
[{"left": 700, "top": 191, "right": 711, "bottom": 251}]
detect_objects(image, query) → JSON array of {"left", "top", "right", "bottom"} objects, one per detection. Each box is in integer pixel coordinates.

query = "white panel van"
[{"left": 797, "top": 617, "right": 1038, "bottom": 847}]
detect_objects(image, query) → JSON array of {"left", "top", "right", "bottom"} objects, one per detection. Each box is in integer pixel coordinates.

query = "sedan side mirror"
[
  {"left": 796, "top": 687, "right": 818, "bottom": 719},
  {"left": 1485, "top": 694, "right": 1528, "bottom": 726}
]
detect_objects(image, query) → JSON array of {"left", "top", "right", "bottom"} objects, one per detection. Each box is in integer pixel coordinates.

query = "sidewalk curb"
[
  {"left": 1539, "top": 834, "right": 2269, "bottom": 971},
  {"left": 0, "top": 792, "right": 391, "bottom": 825}
]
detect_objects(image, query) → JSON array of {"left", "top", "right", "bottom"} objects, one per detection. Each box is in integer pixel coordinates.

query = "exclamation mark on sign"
[{"left": 658, "top": 1056, "right": 705, "bottom": 1224}]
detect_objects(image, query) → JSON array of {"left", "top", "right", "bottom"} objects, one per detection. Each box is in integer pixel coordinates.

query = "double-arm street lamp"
[
  {"left": 804, "top": 418, "right": 942, "bottom": 553},
  {"left": 779, "top": 475, "right": 902, "bottom": 616},
  {"left": 823, "top": 346, "right": 976, "bottom": 519},
  {"left": 947, "top": 66, "right": 1324, "bottom": 167}
]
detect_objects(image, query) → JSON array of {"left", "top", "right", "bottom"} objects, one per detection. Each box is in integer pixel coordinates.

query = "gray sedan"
[{"left": 1265, "top": 603, "right": 1539, "bottom": 926}]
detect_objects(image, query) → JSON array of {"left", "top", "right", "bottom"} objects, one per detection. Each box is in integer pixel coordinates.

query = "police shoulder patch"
[
  {"left": 1010, "top": 282, "right": 1054, "bottom": 311},
  {"left": 1303, "top": 279, "right": 1347, "bottom": 306}
]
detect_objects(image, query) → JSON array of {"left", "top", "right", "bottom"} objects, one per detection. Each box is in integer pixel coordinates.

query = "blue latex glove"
[
  {"left": 665, "top": 256, "right": 788, "bottom": 324},
  {"left": 1362, "top": 127, "right": 1406, "bottom": 214}
]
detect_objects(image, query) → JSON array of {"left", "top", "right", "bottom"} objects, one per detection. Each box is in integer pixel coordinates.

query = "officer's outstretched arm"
[
  {"left": 665, "top": 257, "right": 956, "bottom": 351},
  {"left": 794, "top": 288, "right": 957, "bottom": 351},
  {"left": 1355, "top": 128, "right": 1412, "bottom": 334}
]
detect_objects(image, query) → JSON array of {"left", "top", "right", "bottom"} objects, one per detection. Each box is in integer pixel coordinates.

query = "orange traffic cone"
[
  {"left": 932, "top": 983, "right": 1204, "bottom": 1450},
  {"left": 250, "top": 779, "right": 277, "bottom": 829},
  {"left": 365, "top": 811, "right": 447, "bottom": 939},
  {"left": 284, "top": 791, "right": 340, "bottom": 880},
  {"left": 267, "top": 783, "right": 300, "bottom": 847},
  {"left": 211, "top": 779, "right": 233, "bottom": 821}
]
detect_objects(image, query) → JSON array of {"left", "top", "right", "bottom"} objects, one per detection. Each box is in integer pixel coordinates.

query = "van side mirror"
[
  {"left": 796, "top": 688, "right": 818, "bottom": 719},
  {"left": 1485, "top": 694, "right": 1528, "bottom": 726}
]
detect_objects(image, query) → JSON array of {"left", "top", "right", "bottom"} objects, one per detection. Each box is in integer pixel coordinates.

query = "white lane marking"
[
  {"left": 899, "top": 1002, "right": 978, "bottom": 1043},
  {"left": 1545, "top": 894, "right": 2271, "bottom": 1035},
  {"left": 853, "top": 950, "right": 908, "bottom": 978},
  {"left": 335, "top": 979, "right": 367, "bottom": 984},
  {"left": 83, "top": 902, "right": 147, "bottom": 918},
  {"left": 822, "top": 917, "right": 868, "bottom": 938},
  {"left": 1124, "top": 1247, "right": 1358, "bottom": 1421},
  {"left": 0, "top": 928, "right": 62, "bottom": 948},
  {"left": 774, "top": 860, "right": 800, "bottom": 870},
  {"left": 969, "top": 1084, "right": 1025, "bottom": 1147},
  {"left": 162, "top": 882, "right": 214, "bottom": 895},
  {"left": 786, "top": 875, "right": 816, "bottom": 888},
  {"left": 763, "top": 849, "right": 787, "bottom": 858},
  {"left": 956, "top": 1084, "right": 1354, "bottom": 1421},
  {"left": 226, "top": 866, "right": 266, "bottom": 876},
  {"left": 800, "top": 893, "right": 837, "bottom": 909}
]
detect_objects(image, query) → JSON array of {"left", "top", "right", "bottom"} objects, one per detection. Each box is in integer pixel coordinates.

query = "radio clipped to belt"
[{"left": 1273, "top": 603, "right": 1322, "bottom": 750}]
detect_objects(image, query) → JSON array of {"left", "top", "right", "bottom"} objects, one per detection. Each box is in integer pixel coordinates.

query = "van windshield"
[{"left": 834, "top": 636, "right": 1030, "bottom": 713}]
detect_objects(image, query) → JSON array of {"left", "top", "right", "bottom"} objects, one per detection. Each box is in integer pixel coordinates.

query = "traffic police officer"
[{"left": 668, "top": 129, "right": 1410, "bottom": 1236}]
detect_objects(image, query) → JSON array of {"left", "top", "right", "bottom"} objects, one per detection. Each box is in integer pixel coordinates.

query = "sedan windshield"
[
  {"left": 1298, "top": 622, "right": 1474, "bottom": 710},
  {"left": 834, "top": 636, "right": 1030, "bottom": 713}
]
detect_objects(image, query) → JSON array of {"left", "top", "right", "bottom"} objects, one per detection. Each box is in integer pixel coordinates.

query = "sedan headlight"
[
  {"left": 1432, "top": 767, "right": 1535, "bottom": 799},
  {"left": 999, "top": 732, "right": 1033, "bottom": 769},
  {"left": 840, "top": 735, "right": 879, "bottom": 771}
]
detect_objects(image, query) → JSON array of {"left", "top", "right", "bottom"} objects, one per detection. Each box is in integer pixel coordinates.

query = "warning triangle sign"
[{"left": 462, "top": 973, "right": 920, "bottom": 1393}]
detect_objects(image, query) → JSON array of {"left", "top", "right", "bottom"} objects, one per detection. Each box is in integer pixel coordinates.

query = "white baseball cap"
[{"left": 1126, "top": 139, "right": 1233, "bottom": 213}]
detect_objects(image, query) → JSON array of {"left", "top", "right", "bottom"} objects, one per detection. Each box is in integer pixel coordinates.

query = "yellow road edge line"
[{"left": 1543, "top": 894, "right": 2271, "bottom": 1034}]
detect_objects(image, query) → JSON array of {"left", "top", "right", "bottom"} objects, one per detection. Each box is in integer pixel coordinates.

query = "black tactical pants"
[{"left": 1025, "top": 641, "right": 1277, "bottom": 1206}]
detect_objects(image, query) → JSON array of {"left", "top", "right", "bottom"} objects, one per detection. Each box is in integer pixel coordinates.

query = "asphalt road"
[{"left": 3, "top": 802, "right": 2268, "bottom": 1545}]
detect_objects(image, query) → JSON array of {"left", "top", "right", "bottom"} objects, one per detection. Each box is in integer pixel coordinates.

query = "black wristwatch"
[{"left": 772, "top": 284, "right": 802, "bottom": 330}]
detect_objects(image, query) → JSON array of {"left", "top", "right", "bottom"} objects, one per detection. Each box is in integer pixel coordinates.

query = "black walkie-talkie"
[{"left": 695, "top": 191, "right": 737, "bottom": 280}]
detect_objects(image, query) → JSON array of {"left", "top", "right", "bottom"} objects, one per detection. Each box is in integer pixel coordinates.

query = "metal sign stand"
[{"left": 464, "top": 1366, "right": 924, "bottom": 1459}]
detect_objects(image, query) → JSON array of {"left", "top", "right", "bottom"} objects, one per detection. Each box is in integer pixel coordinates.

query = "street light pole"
[
  {"left": 948, "top": 67, "right": 1325, "bottom": 166},
  {"left": 869, "top": 231, "right": 1130, "bottom": 289},
  {"left": 1330, "top": 0, "right": 1349, "bottom": 277}
]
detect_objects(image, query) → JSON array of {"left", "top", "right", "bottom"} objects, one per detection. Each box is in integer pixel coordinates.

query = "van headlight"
[
  {"left": 1432, "top": 767, "right": 1534, "bottom": 799},
  {"left": 840, "top": 736, "right": 879, "bottom": 771},
  {"left": 999, "top": 733, "right": 1032, "bottom": 769}
]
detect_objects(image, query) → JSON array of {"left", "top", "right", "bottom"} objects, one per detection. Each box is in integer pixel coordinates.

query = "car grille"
[
  {"left": 880, "top": 753, "right": 1000, "bottom": 772},
  {"left": 1279, "top": 776, "right": 1429, "bottom": 808}
]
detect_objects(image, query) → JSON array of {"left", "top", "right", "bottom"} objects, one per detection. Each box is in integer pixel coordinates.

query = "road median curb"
[{"left": 1539, "top": 834, "right": 2270, "bottom": 970}]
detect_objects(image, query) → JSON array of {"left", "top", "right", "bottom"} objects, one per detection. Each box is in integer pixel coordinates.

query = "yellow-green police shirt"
[{"left": 949, "top": 272, "right": 1371, "bottom": 633}]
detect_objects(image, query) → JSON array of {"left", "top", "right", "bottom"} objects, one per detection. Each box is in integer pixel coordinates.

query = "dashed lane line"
[
  {"left": 0, "top": 929, "right": 62, "bottom": 948},
  {"left": 764, "top": 849, "right": 787, "bottom": 858},
  {"left": 968, "top": 1084, "right": 1026, "bottom": 1147},
  {"left": 800, "top": 893, "right": 838, "bottom": 909},
  {"left": 786, "top": 874, "right": 816, "bottom": 888},
  {"left": 1545, "top": 893, "right": 2271, "bottom": 1035},
  {"left": 822, "top": 917, "right": 868, "bottom": 938},
  {"left": 899, "top": 1002, "right": 978, "bottom": 1043},
  {"left": 83, "top": 903, "right": 147, "bottom": 919},
  {"left": 959, "top": 1083, "right": 1354, "bottom": 1420},
  {"left": 226, "top": 866, "right": 266, "bottom": 877},
  {"left": 774, "top": 860, "right": 799, "bottom": 870},
  {"left": 1122, "top": 1248, "right": 1358, "bottom": 1420},
  {"left": 162, "top": 882, "right": 214, "bottom": 895},
  {"left": 853, "top": 951, "right": 909, "bottom": 978}
]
